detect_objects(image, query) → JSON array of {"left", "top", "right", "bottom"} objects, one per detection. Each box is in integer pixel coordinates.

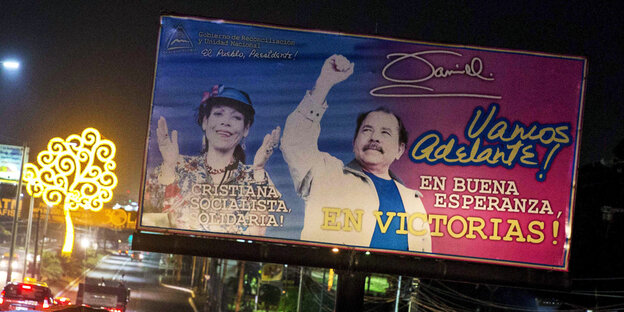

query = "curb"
[{"left": 159, "top": 277, "right": 199, "bottom": 312}]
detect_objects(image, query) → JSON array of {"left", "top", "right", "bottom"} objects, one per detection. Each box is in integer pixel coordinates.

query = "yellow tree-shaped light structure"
[{"left": 23, "top": 128, "right": 117, "bottom": 255}]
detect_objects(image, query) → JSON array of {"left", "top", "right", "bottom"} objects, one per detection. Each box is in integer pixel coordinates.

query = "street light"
[
  {"left": 2, "top": 61, "right": 20, "bottom": 70},
  {"left": 1, "top": 59, "right": 24, "bottom": 283},
  {"left": 1, "top": 59, "right": 21, "bottom": 81},
  {"left": 81, "top": 237, "right": 91, "bottom": 249}
]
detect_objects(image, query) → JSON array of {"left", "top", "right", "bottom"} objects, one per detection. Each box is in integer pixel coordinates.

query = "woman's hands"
[
  {"left": 253, "top": 126, "right": 281, "bottom": 171},
  {"left": 156, "top": 116, "right": 179, "bottom": 184}
]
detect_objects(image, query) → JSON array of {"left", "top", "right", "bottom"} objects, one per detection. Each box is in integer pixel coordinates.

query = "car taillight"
[
  {"left": 21, "top": 284, "right": 33, "bottom": 290},
  {"left": 43, "top": 298, "right": 50, "bottom": 309},
  {"left": 0, "top": 290, "right": 4, "bottom": 304},
  {"left": 56, "top": 296, "right": 70, "bottom": 305}
]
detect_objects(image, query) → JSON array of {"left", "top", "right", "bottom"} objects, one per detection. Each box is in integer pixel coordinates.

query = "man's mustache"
[{"left": 363, "top": 142, "right": 384, "bottom": 153}]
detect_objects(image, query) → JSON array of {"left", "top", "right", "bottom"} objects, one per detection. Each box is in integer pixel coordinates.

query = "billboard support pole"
[
  {"left": 296, "top": 267, "right": 303, "bottom": 312},
  {"left": 334, "top": 270, "right": 365, "bottom": 312},
  {"left": 395, "top": 276, "right": 402, "bottom": 312},
  {"left": 319, "top": 270, "right": 326, "bottom": 312},
  {"left": 132, "top": 231, "right": 571, "bottom": 289},
  {"left": 6, "top": 145, "right": 28, "bottom": 284}
]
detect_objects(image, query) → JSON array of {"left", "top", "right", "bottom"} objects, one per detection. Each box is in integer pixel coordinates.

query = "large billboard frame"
[{"left": 137, "top": 15, "right": 587, "bottom": 272}]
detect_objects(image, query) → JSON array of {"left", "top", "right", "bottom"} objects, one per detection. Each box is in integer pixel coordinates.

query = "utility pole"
[
  {"left": 32, "top": 208, "right": 41, "bottom": 278},
  {"left": 22, "top": 195, "right": 34, "bottom": 279},
  {"left": 6, "top": 145, "right": 28, "bottom": 284},
  {"left": 37, "top": 205, "right": 51, "bottom": 278}
]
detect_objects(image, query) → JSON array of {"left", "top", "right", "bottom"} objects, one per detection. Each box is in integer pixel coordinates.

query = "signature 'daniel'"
[{"left": 370, "top": 50, "right": 501, "bottom": 99}]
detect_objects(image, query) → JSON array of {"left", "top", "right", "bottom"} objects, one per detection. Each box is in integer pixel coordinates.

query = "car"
[
  {"left": 77, "top": 282, "right": 130, "bottom": 312},
  {"left": 116, "top": 249, "right": 129, "bottom": 257},
  {"left": 130, "top": 251, "right": 143, "bottom": 262},
  {"left": 55, "top": 296, "right": 72, "bottom": 306},
  {"left": 0, "top": 279, "right": 56, "bottom": 311},
  {"left": 0, "top": 252, "right": 20, "bottom": 270}
]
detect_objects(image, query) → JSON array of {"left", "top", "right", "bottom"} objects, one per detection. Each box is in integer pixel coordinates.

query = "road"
[
  {"left": 58, "top": 253, "right": 196, "bottom": 312},
  {"left": 0, "top": 245, "right": 29, "bottom": 285}
]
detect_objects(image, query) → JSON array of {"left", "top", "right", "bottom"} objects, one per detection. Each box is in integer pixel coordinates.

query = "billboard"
[
  {"left": 0, "top": 183, "right": 19, "bottom": 217},
  {"left": 0, "top": 201, "right": 136, "bottom": 229},
  {"left": 139, "top": 15, "right": 587, "bottom": 270},
  {"left": 0, "top": 144, "right": 25, "bottom": 184}
]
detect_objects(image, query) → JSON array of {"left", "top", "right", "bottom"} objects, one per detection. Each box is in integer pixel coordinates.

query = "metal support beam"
[
  {"left": 132, "top": 232, "right": 570, "bottom": 290},
  {"left": 335, "top": 270, "right": 365, "bottom": 312}
]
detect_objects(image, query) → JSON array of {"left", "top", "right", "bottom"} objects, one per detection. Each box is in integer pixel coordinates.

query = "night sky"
[{"left": 1, "top": 0, "right": 622, "bottom": 201}]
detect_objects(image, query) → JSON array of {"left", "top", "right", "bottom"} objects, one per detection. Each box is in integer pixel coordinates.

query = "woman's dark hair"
[{"left": 196, "top": 95, "right": 255, "bottom": 163}]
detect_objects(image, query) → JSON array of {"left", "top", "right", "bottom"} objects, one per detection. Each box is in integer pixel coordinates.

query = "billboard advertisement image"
[
  {"left": 0, "top": 144, "right": 25, "bottom": 185},
  {"left": 139, "top": 16, "right": 587, "bottom": 270}
]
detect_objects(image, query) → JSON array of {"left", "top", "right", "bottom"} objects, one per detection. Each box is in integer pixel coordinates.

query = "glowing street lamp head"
[
  {"left": 2, "top": 61, "right": 20, "bottom": 70},
  {"left": 81, "top": 237, "right": 91, "bottom": 249}
]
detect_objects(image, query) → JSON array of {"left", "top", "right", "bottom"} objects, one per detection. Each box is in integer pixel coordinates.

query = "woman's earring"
[{"left": 241, "top": 137, "right": 247, "bottom": 150}]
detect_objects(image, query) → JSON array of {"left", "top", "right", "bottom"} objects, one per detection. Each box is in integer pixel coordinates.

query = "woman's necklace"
[{"left": 205, "top": 157, "right": 236, "bottom": 175}]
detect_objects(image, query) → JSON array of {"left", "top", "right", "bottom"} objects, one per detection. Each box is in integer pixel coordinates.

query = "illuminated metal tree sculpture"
[{"left": 23, "top": 128, "right": 117, "bottom": 255}]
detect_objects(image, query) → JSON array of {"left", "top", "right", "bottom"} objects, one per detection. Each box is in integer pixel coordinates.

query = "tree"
[
  {"left": 39, "top": 251, "right": 62, "bottom": 282},
  {"left": 23, "top": 128, "right": 117, "bottom": 255}
]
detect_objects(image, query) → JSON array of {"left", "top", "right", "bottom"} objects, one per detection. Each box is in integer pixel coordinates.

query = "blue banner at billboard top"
[{"left": 139, "top": 16, "right": 586, "bottom": 270}]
